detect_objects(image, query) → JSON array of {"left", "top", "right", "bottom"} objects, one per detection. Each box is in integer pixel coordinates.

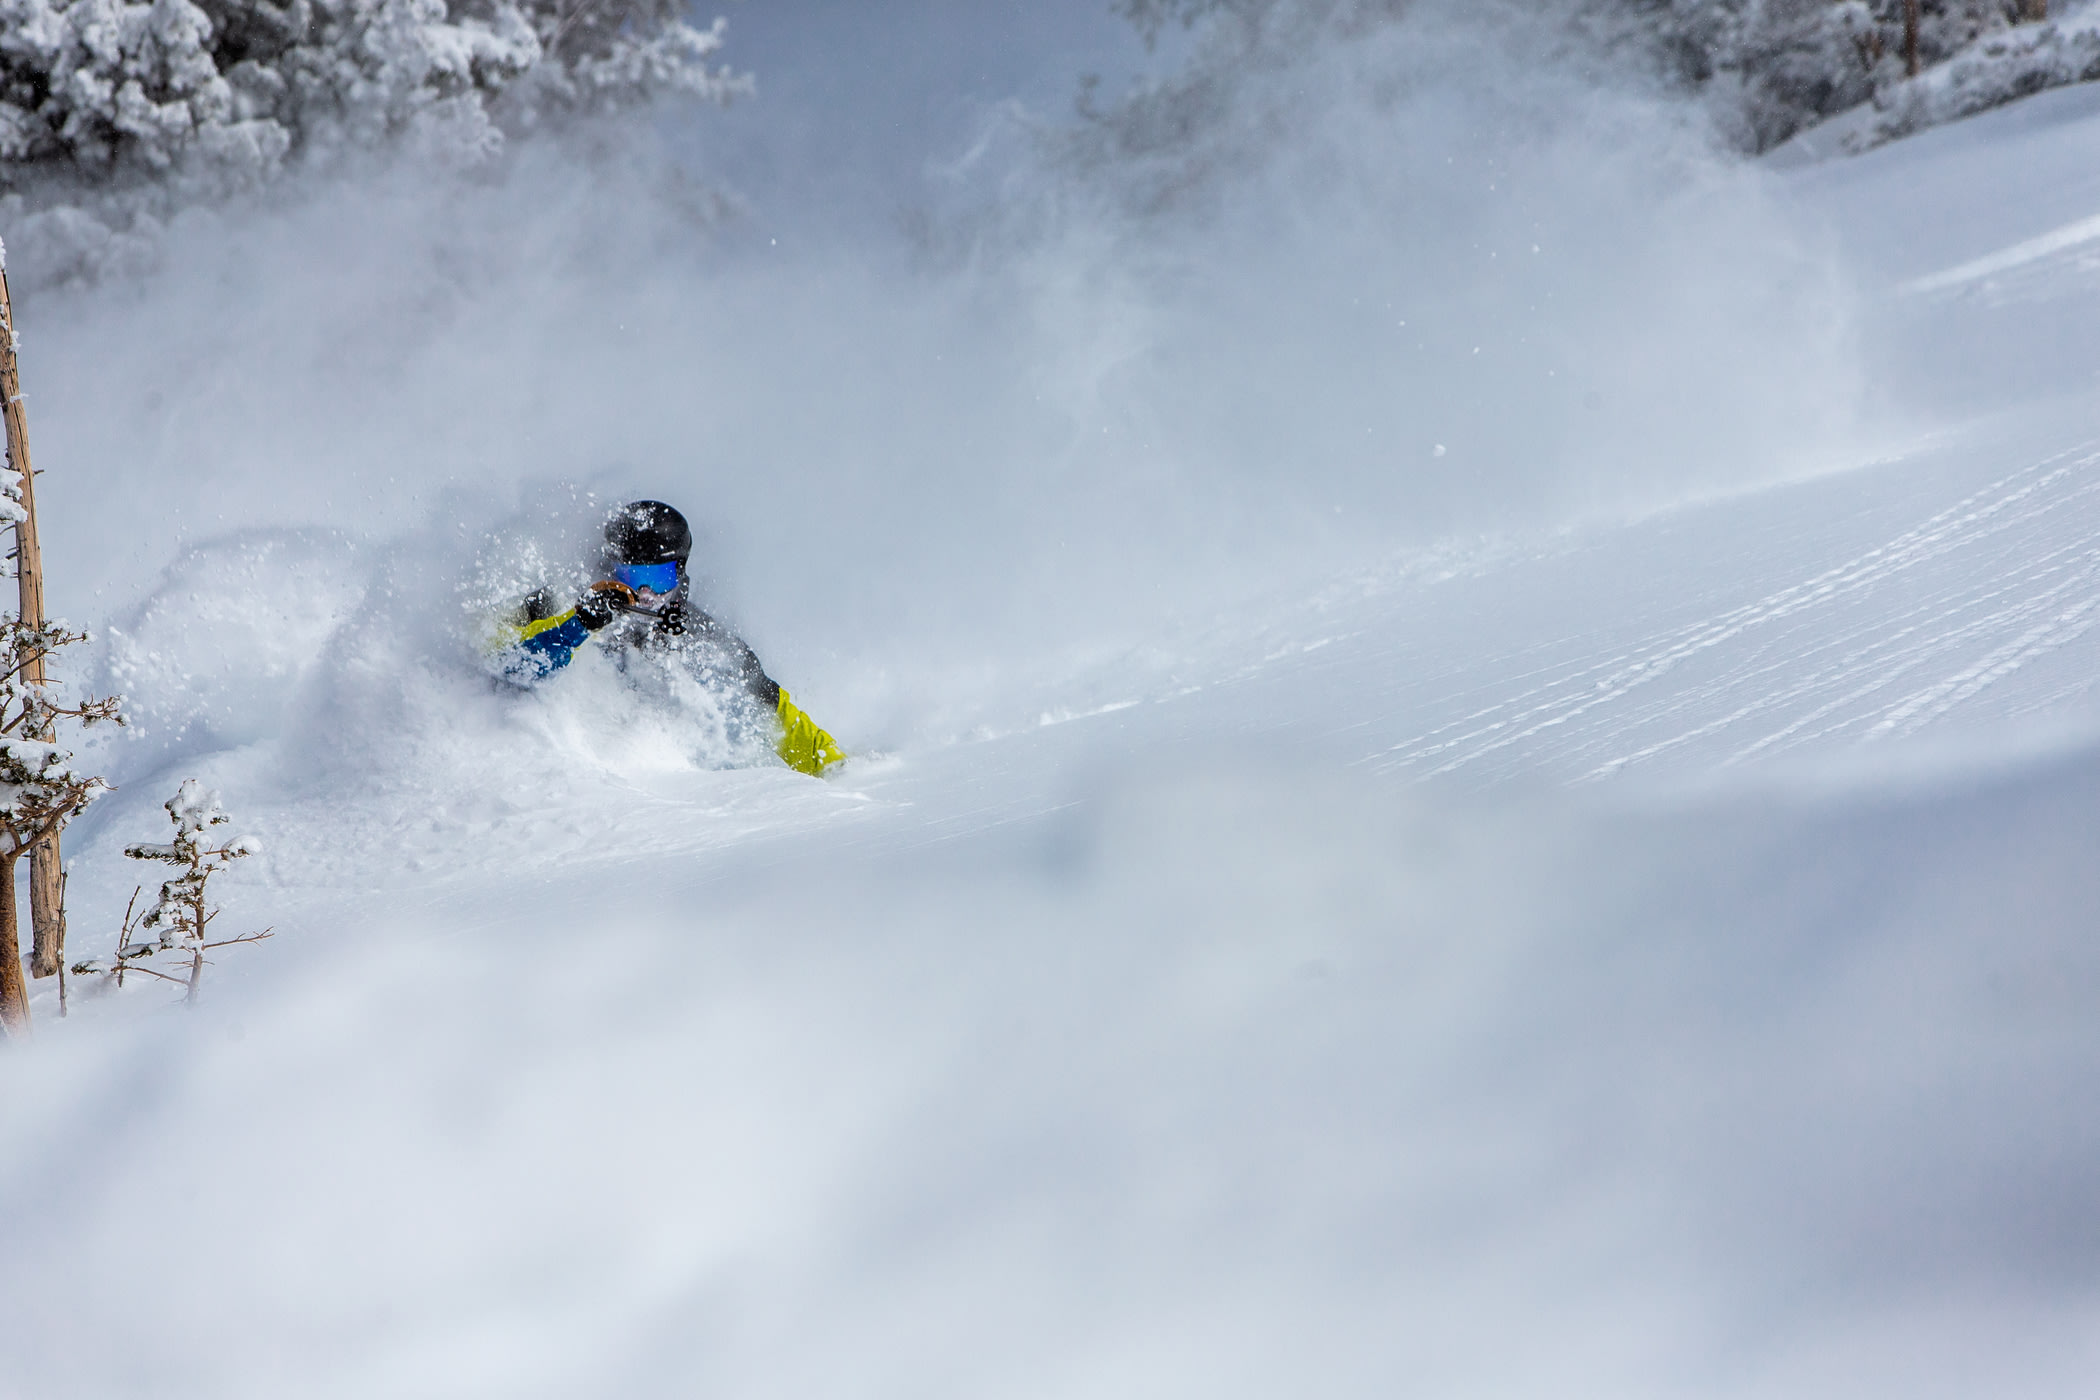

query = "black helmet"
[{"left": 605, "top": 500, "right": 692, "bottom": 566}]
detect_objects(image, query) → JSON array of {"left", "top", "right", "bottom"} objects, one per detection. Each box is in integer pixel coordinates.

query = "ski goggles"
[{"left": 612, "top": 560, "right": 681, "bottom": 594}]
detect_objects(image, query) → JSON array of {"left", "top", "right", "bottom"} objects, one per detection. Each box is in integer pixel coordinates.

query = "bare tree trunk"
[
  {"left": 0, "top": 852, "right": 28, "bottom": 1038},
  {"left": 1902, "top": 0, "right": 1921, "bottom": 77},
  {"left": 2022, "top": 1, "right": 2050, "bottom": 22},
  {"left": 0, "top": 261, "right": 65, "bottom": 978},
  {"left": 28, "top": 843, "right": 61, "bottom": 977},
  {"left": 185, "top": 884, "right": 210, "bottom": 1004}
]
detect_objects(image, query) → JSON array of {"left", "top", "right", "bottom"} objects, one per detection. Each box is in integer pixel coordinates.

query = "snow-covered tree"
[
  {"left": 0, "top": 0, "right": 750, "bottom": 278},
  {"left": 0, "top": 601, "right": 122, "bottom": 1036},
  {"left": 1589, "top": 0, "right": 2086, "bottom": 151},
  {"left": 1101, "top": 0, "right": 2087, "bottom": 157},
  {"left": 0, "top": 0, "right": 745, "bottom": 187}
]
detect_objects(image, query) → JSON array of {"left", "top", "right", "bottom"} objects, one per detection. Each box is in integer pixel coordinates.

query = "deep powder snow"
[{"left": 2, "top": 19, "right": 2099, "bottom": 1400}]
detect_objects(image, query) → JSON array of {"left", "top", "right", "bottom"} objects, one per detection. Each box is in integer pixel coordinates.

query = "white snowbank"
[{"left": 10, "top": 744, "right": 2100, "bottom": 1397}]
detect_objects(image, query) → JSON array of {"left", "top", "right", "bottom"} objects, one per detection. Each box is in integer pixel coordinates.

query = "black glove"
[{"left": 574, "top": 581, "right": 636, "bottom": 631}]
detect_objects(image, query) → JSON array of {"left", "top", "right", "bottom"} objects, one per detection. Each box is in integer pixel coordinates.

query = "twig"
[
  {"left": 112, "top": 886, "right": 140, "bottom": 990},
  {"left": 54, "top": 863, "right": 66, "bottom": 1018},
  {"left": 201, "top": 928, "right": 273, "bottom": 950},
  {"left": 115, "top": 965, "right": 190, "bottom": 988}
]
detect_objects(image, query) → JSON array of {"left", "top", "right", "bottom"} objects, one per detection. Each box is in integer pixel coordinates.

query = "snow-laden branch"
[
  {"left": 0, "top": 615, "right": 119, "bottom": 859},
  {"left": 0, "top": 0, "right": 753, "bottom": 278}
]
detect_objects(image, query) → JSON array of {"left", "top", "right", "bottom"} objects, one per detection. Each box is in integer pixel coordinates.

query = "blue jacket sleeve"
[{"left": 494, "top": 609, "right": 593, "bottom": 683}]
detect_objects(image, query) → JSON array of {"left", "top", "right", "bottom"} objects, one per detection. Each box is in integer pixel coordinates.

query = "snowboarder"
[{"left": 493, "top": 500, "right": 845, "bottom": 777}]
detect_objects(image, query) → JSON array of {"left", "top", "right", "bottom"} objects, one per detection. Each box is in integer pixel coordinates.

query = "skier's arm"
[
  {"left": 672, "top": 605, "right": 782, "bottom": 708},
  {"left": 664, "top": 603, "right": 845, "bottom": 776},
  {"left": 775, "top": 689, "right": 847, "bottom": 777},
  {"left": 492, "top": 582, "right": 634, "bottom": 683}
]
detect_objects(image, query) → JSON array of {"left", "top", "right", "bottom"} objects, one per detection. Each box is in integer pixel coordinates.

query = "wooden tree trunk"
[
  {"left": 0, "top": 261, "right": 65, "bottom": 978},
  {"left": 0, "top": 852, "right": 27, "bottom": 1038},
  {"left": 1903, "top": 0, "right": 1921, "bottom": 78},
  {"left": 28, "top": 834, "right": 61, "bottom": 977}
]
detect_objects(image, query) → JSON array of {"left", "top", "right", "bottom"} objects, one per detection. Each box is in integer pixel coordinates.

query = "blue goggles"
[{"left": 612, "top": 560, "right": 681, "bottom": 594}]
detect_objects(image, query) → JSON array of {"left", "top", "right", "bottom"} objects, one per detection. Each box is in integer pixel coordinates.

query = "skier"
[{"left": 493, "top": 500, "right": 846, "bottom": 777}]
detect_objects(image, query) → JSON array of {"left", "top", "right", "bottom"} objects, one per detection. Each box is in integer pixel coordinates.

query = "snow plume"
[
  {"left": 5, "top": 5, "right": 1868, "bottom": 757},
  {"left": 1017, "top": 0, "right": 1864, "bottom": 552},
  {"left": 81, "top": 489, "right": 783, "bottom": 894}
]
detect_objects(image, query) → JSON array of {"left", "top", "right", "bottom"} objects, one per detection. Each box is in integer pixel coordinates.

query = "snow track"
[
  {"left": 1359, "top": 438, "right": 2100, "bottom": 782},
  {"left": 1904, "top": 210, "right": 2100, "bottom": 300}
]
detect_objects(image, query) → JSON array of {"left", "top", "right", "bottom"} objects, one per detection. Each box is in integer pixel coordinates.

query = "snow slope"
[{"left": 3, "top": 34, "right": 2100, "bottom": 1400}]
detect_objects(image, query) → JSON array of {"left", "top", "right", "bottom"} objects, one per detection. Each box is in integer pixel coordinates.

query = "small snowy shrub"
[
  {"left": 78, "top": 779, "right": 269, "bottom": 1004},
  {"left": 0, "top": 606, "right": 122, "bottom": 1035}
]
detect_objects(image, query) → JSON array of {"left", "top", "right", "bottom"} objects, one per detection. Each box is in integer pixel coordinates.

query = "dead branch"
[{"left": 201, "top": 929, "right": 274, "bottom": 950}]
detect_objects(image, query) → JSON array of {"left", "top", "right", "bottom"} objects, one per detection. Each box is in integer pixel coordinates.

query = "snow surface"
[{"left": 3, "top": 22, "right": 2100, "bottom": 1400}]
